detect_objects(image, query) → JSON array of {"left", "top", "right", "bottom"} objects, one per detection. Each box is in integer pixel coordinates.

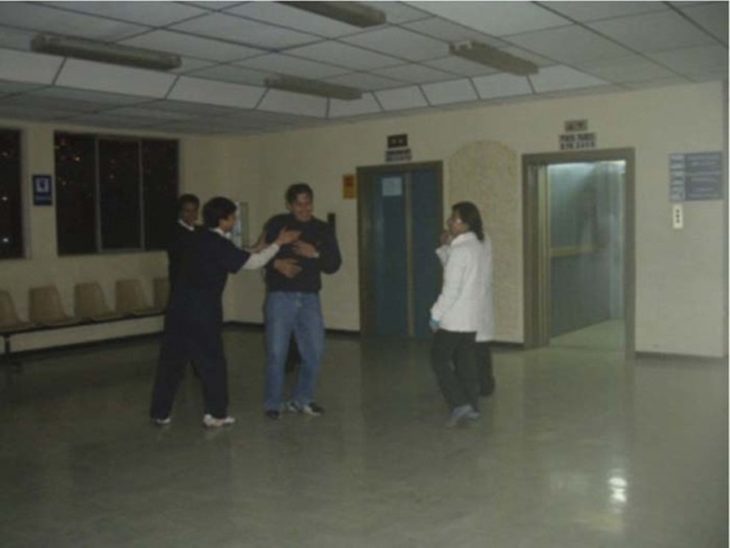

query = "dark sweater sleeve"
[
  {"left": 219, "top": 238, "right": 251, "bottom": 274},
  {"left": 318, "top": 223, "right": 341, "bottom": 275}
]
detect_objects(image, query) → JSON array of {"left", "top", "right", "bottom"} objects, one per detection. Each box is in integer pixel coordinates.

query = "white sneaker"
[
  {"left": 446, "top": 405, "right": 475, "bottom": 428},
  {"left": 153, "top": 417, "right": 171, "bottom": 426},
  {"left": 202, "top": 414, "right": 236, "bottom": 428}
]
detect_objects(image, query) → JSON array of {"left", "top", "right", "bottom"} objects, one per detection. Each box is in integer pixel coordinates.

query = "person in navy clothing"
[
  {"left": 150, "top": 196, "right": 299, "bottom": 428},
  {"left": 262, "top": 183, "right": 341, "bottom": 419},
  {"left": 167, "top": 193, "right": 202, "bottom": 292}
]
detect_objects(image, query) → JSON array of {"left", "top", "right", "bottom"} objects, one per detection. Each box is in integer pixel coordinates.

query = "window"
[
  {"left": 55, "top": 133, "right": 179, "bottom": 255},
  {"left": 0, "top": 128, "right": 23, "bottom": 260}
]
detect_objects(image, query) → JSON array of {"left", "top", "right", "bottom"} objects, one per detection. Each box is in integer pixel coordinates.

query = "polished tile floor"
[{"left": 1, "top": 328, "right": 727, "bottom": 547}]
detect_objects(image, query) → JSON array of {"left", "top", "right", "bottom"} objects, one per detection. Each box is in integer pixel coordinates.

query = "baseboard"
[
  {"left": 224, "top": 321, "right": 360, "bottom": 337},
  {"left": 634, "top": 351, "right": 728, "bottom": 364}
]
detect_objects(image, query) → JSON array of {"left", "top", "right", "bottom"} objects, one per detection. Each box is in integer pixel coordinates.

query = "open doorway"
[
  {"left": 357, "top": 162, "right": 443, "bottom": 339},
  {"left": 523, "top": 149, "right": 635, "bottom": 354}
]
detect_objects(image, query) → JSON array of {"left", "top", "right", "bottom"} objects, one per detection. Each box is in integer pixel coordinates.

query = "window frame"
[{"left": 0, "top": 126, "right": 24, "bottom": 261}]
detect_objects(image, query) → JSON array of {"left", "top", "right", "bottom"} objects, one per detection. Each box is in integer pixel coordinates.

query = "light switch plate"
[{"left": 672, "top": 204, "right": 683, "bottom": 229}]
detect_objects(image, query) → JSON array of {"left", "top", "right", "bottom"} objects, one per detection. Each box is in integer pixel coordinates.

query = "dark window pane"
[
  {"left": 55, "top": 132, "right": 97, "bottom": 255},
  {"left": 0, "top": 129, "right": 22, "bottom": 259},
  {"left": 142, "top": 139, "right": 178, "bottom": 250},
  {"left": 99, "top": 139, "right": 141, "bottom": 250}
]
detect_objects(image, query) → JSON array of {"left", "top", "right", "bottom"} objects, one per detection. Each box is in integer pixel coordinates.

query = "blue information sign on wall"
[
  {"left": 33, "top": 174, "right": 53, "bottom": 206},
  {"left": 669, "top": 152, "right": 724, "bottom": 202}
]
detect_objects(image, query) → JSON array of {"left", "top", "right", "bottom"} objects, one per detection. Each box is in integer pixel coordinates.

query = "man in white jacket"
[{"left": 430, "top": 201, "right": 488, "bottom": 427}]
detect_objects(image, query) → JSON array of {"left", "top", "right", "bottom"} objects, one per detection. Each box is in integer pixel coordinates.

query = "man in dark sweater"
[
  {"left": 150, "top": 197, "right": 299, "bottom": 428},
  {"left": 168, "top": 194, "right": 202, "bottom": 292},
  {"left": 263, "top": 183, "right": 341, "bottom": 419}
]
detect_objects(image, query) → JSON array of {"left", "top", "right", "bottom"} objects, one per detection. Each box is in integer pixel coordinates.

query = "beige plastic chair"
[
  {"left": 74, "top": 282, "right": 124, "bottom": 321},
  {"left": 115, "top": 279, "right": 161, "bottom": 316},
  {"left": 28, "top": 285, "right": 81, "bottom": 327},
  {"left": 153, "top": 278, "right": 170, "bottom": 311},
  {"left": 0, "top": 290, "right": 36, "bottom": 333}
]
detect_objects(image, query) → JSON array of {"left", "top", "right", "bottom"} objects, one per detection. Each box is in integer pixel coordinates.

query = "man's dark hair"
[
  {"left": 286, "top": 183, "right": 314, "bottom": 204},
  {"left": 203, "top": 197, "right": 236, "bottom": 228},
  {"left": 452, "top": 201, "right": 484, "bottom": 241},
  {"left": 177, "top": 193, "right": 200, "bottom": 212}
]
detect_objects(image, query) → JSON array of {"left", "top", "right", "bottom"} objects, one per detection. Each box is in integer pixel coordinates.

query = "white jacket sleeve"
[
  {"left": 435, "top": 245, "right": 450, "bottom": 266},
  {"left": 430, "top": 248, "right": 466, "bottom": 321},
  {"left": 242, "top": 243, "right": 280, "bottom": 270}
]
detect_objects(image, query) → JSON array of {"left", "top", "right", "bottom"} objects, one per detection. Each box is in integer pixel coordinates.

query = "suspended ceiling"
[{"left": 0, "top": 1, "right": 726, "bottom": 135}]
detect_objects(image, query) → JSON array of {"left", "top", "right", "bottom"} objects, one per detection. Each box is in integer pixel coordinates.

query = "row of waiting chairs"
[{"left": 0, "top": 278, "right": 170, "bottom": 335}]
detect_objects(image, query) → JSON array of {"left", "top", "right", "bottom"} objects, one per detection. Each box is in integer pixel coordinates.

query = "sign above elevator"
[
  {"left": 386, "top": 133, "right": 412, "bottom": 163},
  {"left": 559, "top": 119, "right": 596, "bottom": 151}
]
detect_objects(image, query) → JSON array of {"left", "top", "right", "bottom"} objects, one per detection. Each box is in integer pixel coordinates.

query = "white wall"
[
  {"left": 2, "top": 81, "right": 726, "bottom": 358},
  {"left": 226, "top": 82, "right": 726, "bottom": 357}
]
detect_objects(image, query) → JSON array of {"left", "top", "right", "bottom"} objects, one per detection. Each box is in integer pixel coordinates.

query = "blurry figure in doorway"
[
  {"left": 150, "top": 197, "right": 300, "bottom": 428},
  {"left": 436, "top": 214, "right": 496, "bottom": 397},
  {"left": 430, "top": 202, "right": 488, "bottom": 427},
  {"left": 262, "top": 183, "right": 341, "bottom": 420}
]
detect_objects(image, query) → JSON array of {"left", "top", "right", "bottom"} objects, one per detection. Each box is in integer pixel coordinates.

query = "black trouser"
[
  {"left": 430, "top": 330, "right": 478, "bottom": 410},
  {"left": 150, "top": 315, "right": 228, "bottom": 419},
  {"left": 476, "top": 342, "right": 495, "bottom": 396}
]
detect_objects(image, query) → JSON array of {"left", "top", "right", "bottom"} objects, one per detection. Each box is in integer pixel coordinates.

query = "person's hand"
[
  {"left": 439, "top": 230, "right": 452, "bottom": 247},
  {"left": 275, "top": 228, "right": 300, "bottom": 246},
  {"left": 429, "top": 318, "right": 440, "bottom": 333},
  {"left": 273, "top": 258, "right": 302, "bottom": 279},
  {"left": 292, "top": 240, "right": 319, "bottom": 259}
]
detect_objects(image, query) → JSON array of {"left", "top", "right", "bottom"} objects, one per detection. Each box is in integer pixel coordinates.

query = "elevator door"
[{"left": 360, "top": 165, "right": 442, "bottom": 339}]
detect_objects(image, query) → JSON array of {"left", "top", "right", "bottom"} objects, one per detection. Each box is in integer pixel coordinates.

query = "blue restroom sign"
[{"left": 32, "top": 174, "right": 53, "bottom": 206}]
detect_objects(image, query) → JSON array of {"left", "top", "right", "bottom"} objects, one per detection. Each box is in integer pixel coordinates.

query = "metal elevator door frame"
[
  {"left": 357, "top": 161, "right": 443, "bottom": 338},
  {"left": 523, "top": 149, "right": 636, "bottom": 357}
]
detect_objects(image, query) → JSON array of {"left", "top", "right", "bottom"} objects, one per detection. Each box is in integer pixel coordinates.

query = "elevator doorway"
[
  {"left": 358, "top": 162, "right": 443, "bottom": 339},
  {"left": 523, "top": 149, "right": 635, "bottom": 354}
]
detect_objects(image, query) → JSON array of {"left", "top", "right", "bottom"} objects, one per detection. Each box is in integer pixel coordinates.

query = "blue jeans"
[{"left": 264, "top": 292, "right": 325, "bottom": 411}]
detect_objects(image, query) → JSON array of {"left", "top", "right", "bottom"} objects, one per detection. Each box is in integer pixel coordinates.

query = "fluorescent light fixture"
[
  {"left": 265, "top": 75, "right": 362, "bottom": 100},
  {"left": 282, "top": 1, "right": 386, "bottom": 28},
  {"left": 450, "top": 41, "right": 538, "bottom": 76},
  {"left": 31, "top": 33, "right": 182, "bottom": 71}
]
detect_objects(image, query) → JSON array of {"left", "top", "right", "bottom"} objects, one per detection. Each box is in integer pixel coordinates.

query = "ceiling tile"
[
  {"left": 588, "top": 10, "right": 716, "bottom": 52},
  {"left": 48, "top": 1, "right": 208, "bottom": 26},
  {"left": 100, "top": 106, "right": 198, "bottom": 121},
  {"left": 373, "top": 63, "right": 454, "bottom": 84},
  {"left": 0, "top": 92, "right": 108, "bottom": 113},
  {"left": 360, "top": 2, "right": 431, "bottom": 24},
  {"left": 235, "top": 53, "right": 348, "bottom": 79},
  {"left": 186, "top": 64, "right": 268, "bottom": 86},
  {"left": 0, "top": 80, "right": 47, "bottom": 96},
  {"left": 647, "top": 45, "right": 728, "bottom": 76},
  {"left": 545, "top": 1, "right": 667, "bottom": 23},
  {"left": 257, "top": 89, "right": 327, "bottom": 118},
  {"left": 32, "top": 86, "right": 152, "bottom": 105},
  {"left": 0, "top": 25, "right": 35, "bottom": 52},
  {"left": 408, "top": 2, "right": 570, "bottom": 37},
  {"left": 170, "top": 57, "right": 217, "bottom": 74},
  {"left": 139, "top": 99, "right": 241, "bottom": 117},
  {"left": 170, "top": 12, "right": 319, "bottom": 49},
  {"left": 0, "top": 3, "right": 147, "bottom": 41},
  {"left": 506, "top": 25, "right": 633, "bottom": 64},
  {"left": 529, "top": 65, "right": 607, "bottom": 93},
  {"left": 168, "top": 76, "right": 264, "bottom": 108},
  {"left": 575, "top": 55, "right": 678, "bottom": 83},
  {"left": 421, "top": 78, "right": 478, "bottom": 105},
  {"left": 423, "top": 56, "right": 499, "bottom": 77},
  {"left": 471, "top": 73, "right": 532, "bottom": 99},
  {"left": 498, "top": 46, "right": 557, "bottom": 67},
  {"left": 120, "top": 30, "right": 264, "bottom": 63},
  {"left": 341, "top": 27, "right": 449, "bottom": 62},
  {"left": 323, "top": 72, "right": 402, "bottom": 91},
  {"left": 0, "top": 49, "right": 63, "bottom": 84},
  {"left": 224, "top": 2, "right": 359, "bottom": 37},
  {"left": 329, "top": 93, "right": 382, "bottom": 117},
  {"left": 679, "top": 3, "right": 728, "bottom": 43},
  {"left": 55, "top": 59, "right": 177, "bottom": 98},
  {"left": 403, "top": 17, "right": 509, "bottom": 47},
  {"left": 181, "top": 3, "right": 242, "bottom": 11},
  {"left": 375, "top": 86, "right": 428, "bottom": 110},
  {"left": 0, "top": 104, "right": 78, "bottom": 121},
  {"left": 286, "top": 41, "right": 402, "bottom": 70}
]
